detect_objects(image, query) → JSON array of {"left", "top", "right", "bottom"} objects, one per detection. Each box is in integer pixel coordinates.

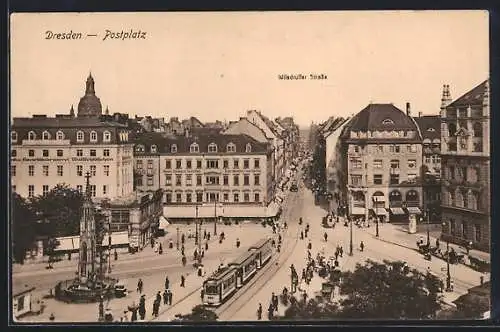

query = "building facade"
[
  {"left": 340, "top": 103, "right": 424, "bottom": 225},
  {"left": 11, "top": 74, "right": 134, "bottom": 199},
  {"left": 440, "top": 80, "right": 490, "bottom": 252}
]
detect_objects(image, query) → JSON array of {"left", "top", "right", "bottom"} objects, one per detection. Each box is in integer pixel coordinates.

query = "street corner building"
[{"left": 439, "top": 79, "right": 490, "bottom": 252}]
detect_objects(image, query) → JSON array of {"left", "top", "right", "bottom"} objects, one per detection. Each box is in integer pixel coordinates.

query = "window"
[
  {"left": 136, "top": 176, "right": 143, "bottom": 186},
  {"left": 223, "top": 175, "right": 229, "bottom": 186},
  {"left": 11, "top": 150, "right": 16, "bottom": 157},
  {"left": 245, "top": 143, "right": 252, "bottom": 153},
  {"left": 77, "top": 149, "right": 83, "bottom": 157},
  {"left": 28, "top": 131, "right": 36, "bottom": 140},
  {"left": 207, "top": 160, "right": 219, "bottom": 169},
  {"left": 186, "top": 174, "right": 192, "bottom": 186},
  {"left": 461, "top": 223, "right": 467, "bottom": 239},
  {"left": 206, "top": 176, "right": 219, "bottom": 185},
  {"left": 103, "top": 185, "right": 108, "bottom": 195},
  {"left": 77, "top": 185, "right": 83, "bottom": 193},
  {"left": 382, "top": 118, "right": 394, "bottom": 125},
  {"left": 244, "top": 160, "right": 249, "bottom": 169},
  {"left": 254, "top": 193, "right": 260, "bottom": 202},
  {"left": 165, "top": 193, "right": 172, "bottom": 203},
  {"left": 449, "top": 166, "right": 455, "bottom": 179},
  {"left": 254, "top": 159, "right": 260, "bottom": 169},
  {"left": 431, "top": 155, "right": 441, "bottom": 164},
  {"left": 43, "top": 150, "right": 49, "bottom": 157},
  {"left": 56, "top": 149, "right": 63, "bottom": 157},
  {"left": 165, "top": 174, "right": 172, "bottom": 186},
  {"left": 77, "top": 165, "right": 83, "bottom": 176},
  {"left": 244, "top": 175, "right": 250, "bottom": 186},
  {"left": 103, "top": 131, "right": 111, "bottom": 142},
  {"left": 11, "top": 165, "right": 16, "bottom": 176},
  {"left": 11, "top": 131, "right": 17, "bottom": 142},
  {"left": 151, "top": 145, "right": 157, "bottom": 153},
  {"left": 147, "top": 178, "right": 154, "bottom": 186},
  {"left": 227, "top": 143, "right": 236, "bottom": 153},
  {"left": 473, "top": 122, "right": 482, "bottom": 137},
  {"left": 28, "top": 165, "right": 34, "bottom": 176},
  {"left": 351, "top": 158, "right": 362, "bottom": 169},
  {"left": 353, "top": 145, "right": 360, "bottom": 153},
  {"left": 28, "top": 185, "right": 34, "bottom": 198},
  {"left": 234, "top": 175, "right": 240, "bottom": 186},
  {"left": 424, "top": 156, "right": 431, "bottom": 164},
  {"left": 244, "top": 193, "right": 250, "bottom": 202},
  {"left": 135, "top": 145, "right": 145, "bottom": 153},
  {"left": 223, "top": 160, "right": 229, "bottom": 168},
  {"left": 186, "top": 193, "right": 192, "bottom": 203},
  {"left": 43, "top": 186, "right": 50, "bottom": 198},
  {"left": 350, "top": 175, "right": 362, "bottom": 186},
  {"left": 165, "top": 160, "right": 172, "bottom": 169},
  {"left": 390, "top": 174, "right": 399, "bottom": 185},
  {"left": 254, "top": 175, "right": 260, "bottom": 185},
  {"left": 390, "top": 160, "right": 400, "bottom": 169},
  {"left": 176, "top": 160, "right": 182, "bottom": 169},
  {"left": 90, "top": 165, "right": 96, "bottom": 176},
  {"left": 104, "top": 165, "right": 110, "bottom": 176},
  {"left": 373, "top": 174, "right": 383, "bottom": 185},
  {"left": 196, "top": 192, "right": 203, "bottom": 202},
  {"left": 233, "top": 159, "right": 239, "bottom": 168},
  {"left": 461, "top": 167, "right": 468, "bottom": 181},
  {"left": 171, "top": 144, "right": 177, "bottom": 153},
  {"left": 208, "top": 143, "right": 217, "bottom": 153},
  {"left": 234, "top": 193, "right": 240, "bottom": 202},
  {"left": 197, "top": 160, "right": 202, "bottom": 169},
  {"left": 186, "top": 160, "right": 192, "bottom": 169},
  {"left": 29, "top": 150, "right": 35, "bottom": 157},
  {"left": 90, "top": 185, "right": 96, "bottom": 197},
  {"left": 223, "top": 193, "right": 229, "bottom": 202},
  {"left": 190, "top": 143, "right": 199, "bottom": 153},
  {"left": 103, "top": 149, "right": 110, "bottom": 157},
  {"left": 408, "top": 160, "right": 416, "bottom": 169},
  {"left": 90, "top": 131, "right": 98, "bottom": 142},
  {"left": 175, "top": 174, "right": 182, "bottom": 186},
  {"left": 76, "top": 131, "right": 84, "bottom": 142},
  {"left": 408, "top": 144, "right": 417, "bottom": 153},
  {"left": 196, "top": 175, "right": 202, "bottom": 186},
  {"left": 408, "top": 173, "right": 417, "bottom": 183},
  {"left": 57, "top": 165, "right": 64, "bottom": 176},
  {"left": 377, "top": 145, "right": 383, "bottom": 153},
  {"left": 474, "top": 224, "right": 481, "bottom": 242},
  {"left": 373, "top": 160, "right": 383, "bottom": 168},
  {"left": 389, "top": 145, "right": 400, "bottom": 153},
  {"left": 137, "top": 160, "right": 143, "bottom": 169},
  {"left": 42, "top": 131, "right": 51, "bottom": 140}
]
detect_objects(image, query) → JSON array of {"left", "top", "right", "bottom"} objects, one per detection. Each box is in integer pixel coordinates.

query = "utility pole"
[
  {"left": 426, "top": 209, "right": 430, "bottom": 246},
  {"left": 176, "top": 227, "right": 179, "bottom": 250},
  {"left": 195, "top": 205, "right": 199, "bottom": 246},
  {"left": 214, "top": 197, "right": 218, "bottom": 236},
  {"left": 446, "top": 240, "right": 451, "bottom": 291},
  {"left": 107, "top": 219, "right": 112, "bottom": 274}
]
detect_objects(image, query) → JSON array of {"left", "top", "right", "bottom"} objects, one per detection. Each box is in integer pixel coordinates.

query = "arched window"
[
  {"left": 190, "top": 143, "right": 199, "bottom": 153},
  {"left": 208, "top": 143, "right": 217, "bottom": 153},
  {"left": 245, "top": 143, "right": 252, "bottom": 153},
  {"left": 151, "top": 145, "right": 158, "bottom": 153},
  {"left": 103, "top": 130, "right": 111, "bottom": 142},
  {"left": 42, "top": 131, "right": 51, "bottom": 140},
  {"left": 76, "top": 131, "right": 84, "bottom": 142},
  {"left": 382, "top": 118, "right": 394, "bottom": 125},
  {"left": 448, "top": 123, "right": 457, "bottom": 136},
  {"left": 449, "top": 190, "right": 455, "bottom": 206},
  {"left": 372, "top": 191, "right": 385, "bottom": 203},
  {"left": 171, "top": 144, "right": 177, "bottom": 153},
  {"left": 473, "top": 122, "right": 482, "bottom": 137},
  {"left": 405, "top": 190, "right": 419, "bottom": 202},
  {"left": 455, "top": 189, "right": 464, "bottom": 208},
  {"left": 28, "top": 131, "right": 36, "bottom": 140},
  {"left": 11, "top": 131, "right": 17, "bottom": 142},
  {"left": 90, "top": 131, "right": 98, "bottom": 142},
  {"left": 56, "top": 131, "right": 65, "bottom": 140},
  {"left": 226, "top": 143, "right": 236, "bottom": 153},
  {"left": 353, "top": 191, "right": 365, "bottom": 201},
  {"left": 389, "top": 190, "right": 402, "bottom": 206}
]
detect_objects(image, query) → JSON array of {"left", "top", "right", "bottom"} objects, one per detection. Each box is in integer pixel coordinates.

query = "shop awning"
[
  {"left": 163, "top": 204, "right": 267, "bottom": 218},
  {"left": 350, "top": 207, "right": 366, "bottom": 215},
  {"left": 407, "top": 207, "right": 422, "bottom": 214},
  {"left": 54, "top": 231, "right": 129, "bottom": 251},
  {"left": 372, "top": 208, "right": 388, "bottom": 216},
  {"left": 266, "top": 202, "right": 282, "bottom": 218},
  {"left": 159, "top": 216, "right": 170, "bottom": 230},
  {"left": 389, "top": 208, "right": 406, "bottom": 215}
]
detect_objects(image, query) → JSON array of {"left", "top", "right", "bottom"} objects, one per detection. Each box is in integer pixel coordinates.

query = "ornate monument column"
[{"left": 78, "top": 172, "right": 98, "bottom": 281}]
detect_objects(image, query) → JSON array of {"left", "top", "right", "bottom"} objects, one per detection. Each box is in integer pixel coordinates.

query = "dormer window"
[
  {"left": 151, "top": 145, "right": 158, "bottom": 153},
  {"left": 103, "top": 130, "right": 111, "bottom": 142},
  {"left": 28, "top": 131, "right": 36, "bottom": 140},
  {"left": 56, "top": 131, "right": 65, "bottom": 140},
  {"left": 135, "top": 144, "right": 145, "bottom": 153},
  {"left": 382, "top": 119, "right": 394, "bottom": 125},
  {"left": 427, "top": 128, "right": 436, "bottom": 132},
  {"left": 90, "top": 131, "right": 98, "bottom": 142},
  {"left": 171, "top": 144, "right": 177, "bottom": 153},
  {"left": 245, "top": 143, "right": 252, "bottom": 153},
  {"left": 190, "top": 143, "right": 199, "bottom": 153},
  {"left": 11, "top": 131, "right": 17, "bottom": 142},
  {"left": 42, "top": 131, "right": 51, "bottom": 140},
  {"left": 208, "top": 143, "right": 217, "bottom": 153},
  {"left": 76, "top": 131, "right": 84, "bottom": 142},
  {"left": 226, "top": 143, "right": 236, "bottom": 153}
]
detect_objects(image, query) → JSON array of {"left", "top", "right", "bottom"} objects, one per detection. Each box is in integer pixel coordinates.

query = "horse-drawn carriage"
[{"left": 417, "top": 243, "right": 465, "bottom": 264}]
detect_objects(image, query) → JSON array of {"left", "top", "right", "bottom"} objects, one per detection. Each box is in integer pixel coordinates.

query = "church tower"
[
  {"left": 78, "top": 172, "right": 97, "bottom": 281},
  {"left": 77, "top": 72, "right": 103, "bottom": 117}
]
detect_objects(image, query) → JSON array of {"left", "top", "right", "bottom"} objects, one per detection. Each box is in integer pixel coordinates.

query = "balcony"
[{"left": 21, "top": 139, "right": 71, "bottom": 146}]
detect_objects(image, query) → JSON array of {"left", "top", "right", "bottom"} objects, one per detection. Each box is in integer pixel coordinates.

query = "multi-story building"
[
  {"left": 340, "top": 103, "right": 423, "bottom": 226},
  {"left": 11, "top": 74, "right": 134, "bottom": 199},
  {"left": 440, "top": 80, "right": 490, "bottom": 252},
  {"left": 414, "top": 114, "right": 442, "bottom": 222},
  {"left": 133, "top": 132, "right": 279, "bottom": 222}
]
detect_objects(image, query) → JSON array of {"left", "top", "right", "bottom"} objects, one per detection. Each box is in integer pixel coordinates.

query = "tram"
[{"left": 249, "top": 238, "right": 273, "bottom": 269}]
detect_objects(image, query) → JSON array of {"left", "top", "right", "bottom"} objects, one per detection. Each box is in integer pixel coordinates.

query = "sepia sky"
[{"left": 10, "top": 11, "right": 489, "bottom": 127}]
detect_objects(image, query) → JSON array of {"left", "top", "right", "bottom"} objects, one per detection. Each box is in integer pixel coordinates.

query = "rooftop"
[
  {"left": 344, "top": 103, "right": 420, "bottom": 133},
  {"left": 447, "top": 79, "right": 489, "bottom": 109},
  {"left": 413, "top": 115, "right": 441, "bottom": 140}
]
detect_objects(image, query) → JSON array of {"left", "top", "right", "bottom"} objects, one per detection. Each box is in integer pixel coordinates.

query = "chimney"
[
  {"left": 418, "top": 111, "right": 422, "bottom": 118},
  {"left": 406, "top": 102, "right": 411, "bottom": 116}
]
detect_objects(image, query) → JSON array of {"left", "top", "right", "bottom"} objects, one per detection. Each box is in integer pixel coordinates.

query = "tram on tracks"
[{"left": 202, "top": 238, "right": 274, "bottom": 307}]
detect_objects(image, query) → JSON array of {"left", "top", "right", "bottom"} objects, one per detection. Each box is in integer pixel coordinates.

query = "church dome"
[{"left": 77, "top": 73, "right": 103, "bottom": 117}]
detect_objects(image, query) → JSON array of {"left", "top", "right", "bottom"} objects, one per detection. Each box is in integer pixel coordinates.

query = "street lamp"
[
  {"left": 195, "top": 205, "right": 199, "bottom": 246},
  {"left": 98, "top": 295, "right": 105, "bottom": 322},
  {"left": 347, "top": 187, "right": 354, "bottom": 256},
  {"left": 375, "top": 216, "right": 380, "bottom": 238},
  {"left": 442, "top": 222, "right": 452, "bottom": 292},
  {"left": 426, "top": 209, "right": 430, "bottom": 246},
  {"left": 176, "top": 227, "right": 180, "bottom": 250},
  {"left": 213, "top": 197, "right": 218, "bottom": 236}
]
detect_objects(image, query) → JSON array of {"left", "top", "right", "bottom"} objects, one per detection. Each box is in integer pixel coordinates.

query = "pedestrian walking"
[
  {"left": 302, "top": 291, "right": 308, "bottom": 303},
  {"left": 152, "top": 299, "right": 159, "bottom": 317},
  {"left": 204, "top": 230, "right": 207, "bottom": 240},
  {"left": 168, "top": 289, "right": 173, "bottom": 305},
  {"left": 156, "top": 291, "right": 162, "bottom": 304},
  {"left": 181, "top": 245, "right": 185, "bottom": 256},
  {"left": 360, "top": 241, "right": 365, "bottom": 252},
  {"left": 339, "top": 246, "right": 343, "bottom": 258},
  {"left": 308, "top": 242, "right": 312, "bottom": 250},
  {"left": 151, "top": 237, "right": 155, "bottom": 248},
  {"left": 236, "top": 238, "right": 241, "bottom": 248},
  {"left": 300, "top": 231, "right": 304, "bottom": 240},
  {"left": 201, "top": 288, "right": 205, "bottom": 300},
  {"left": 181, "top": 234, "right": 185, "bottom": 245},
  {"left": 257, "top": 303, "right": 262, "bottom": 320},
  {"left": 205, "top": 241, "right": 209, "bottom": 251},
  {"left": 302, "top": 268, "right": 306, "bottom": 280},
  {"left": 324, "top": 232, "right": 328, "bottom": 242},
  {"left": 139, "top": 297, "right": 146, "bottom": 320},
  {"left": 131, "top": 308, "right": 138, "bottom": 322},
  {"left": 334, "top": 251, "right": 339, "bottom": 261},
  {"left": 207, "top": 232, "right": 211, "bottom": 241},
  {"left": 182, "top": 255, "right": 187, "bottom": 267},
  {"left": 163, "top": 289, "right": 168, "bottom": 305},
  {"left": 165, "top": 276, "right": 170, "bottom": 290},
  {"left": 137, "top": 278, "right": 143, "bottom": 293},
  {"left": 436, "top": 238, "right": 440, "bottom": 248},
  {"left": 158, "top": 243, "right": 163, "bottom": 255},
  {"left": 180, "top": 275, "right": 185, "bottom": 287},
  {"left": 268, "top": 303, "right": 274, "bottom": 320},
  {"left": 114, "top": 250, "right": 118, "bottom": 261}
]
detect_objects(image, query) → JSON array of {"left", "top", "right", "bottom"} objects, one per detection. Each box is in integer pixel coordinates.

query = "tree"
[
  {"left": 11, "top": 192, "right": 36, "bottom": 264},
  {"left": 282, "top": 296, "right": 340, "bottom": 320},
  {"left": 179, "top": 305, "right": 218, "bottom": 321},
  {"left": 30, "top": 184, "right": 84, "bottom": 237},
  {"left": 338, "top": 260, "right": 442, "bottom": 319}
]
